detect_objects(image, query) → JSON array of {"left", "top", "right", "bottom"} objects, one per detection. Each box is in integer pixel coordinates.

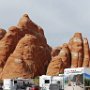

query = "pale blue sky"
[{"left": 0, "top": 0, "right": 90, "bottom": 47}]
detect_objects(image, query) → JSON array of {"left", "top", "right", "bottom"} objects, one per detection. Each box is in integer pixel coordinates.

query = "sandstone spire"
[
  {"left": 83, "top": 38, "right": 90, "bottom": 67},
  {"left": 69, "top": 33, "right": 83, "bottom": 67}
]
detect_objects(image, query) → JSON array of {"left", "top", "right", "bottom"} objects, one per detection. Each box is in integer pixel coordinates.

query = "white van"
[{"left": 39, "top": 74, "right": 64, "bottom": 90}]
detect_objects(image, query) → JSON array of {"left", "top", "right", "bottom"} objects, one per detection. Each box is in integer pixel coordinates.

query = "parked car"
[
  {"left": 26, "top": 85, "right": 39, "bottom": 90},
  {"left": 31, "top": 85, "right": 39, "bottom": 90}
]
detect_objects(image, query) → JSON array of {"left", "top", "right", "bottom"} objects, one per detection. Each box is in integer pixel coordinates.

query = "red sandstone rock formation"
[
  {"left": 47, "top": 43, "right": 71, "bottom": 76},
  {"left": 0, "top": 26, "right": 21, "bottom": 73},
  {"left": 0, "top": 14, "right": 51, "bottom": 79},
  {"left": 51, "top": 46, "right": 62, "bottom": 57},
  {"left": 1, "top": 34, "right": 51, "bottom": 79},
  {"left": 59, "top": 43, "right": 71, "bottom": 68},
  {"left": 47, "top": 33, "right": 90, "bottom": 76},
  {"left": 0, "top": 28, "right": 6, "bottom": 40},
  {"left": 83, "top": 38, "right": 90, "bottom": 67},
  {"left": 46, "top": 56, "right": 64, "bottom": 76},
  {"left": 69, "top": 33, "right": 83, "bottom": 67},
  {"left": 0, "top": 14, "right": 90, "bottom": 78}
]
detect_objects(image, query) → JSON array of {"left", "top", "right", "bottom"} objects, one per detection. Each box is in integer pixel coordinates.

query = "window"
[
  {"left": 45, "top": 80, "right": 50, "bottom": 84},
  {"left": 14, "top": 80, "right": 17, "bottom": 84}
]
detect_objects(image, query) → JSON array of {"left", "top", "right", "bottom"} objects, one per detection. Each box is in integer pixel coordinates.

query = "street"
[{"left": 64, "top": 85, "right": 84, "bottom": 90}]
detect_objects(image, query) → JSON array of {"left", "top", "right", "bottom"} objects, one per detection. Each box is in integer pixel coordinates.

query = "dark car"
[{"left": 49, "top": 84, "right": 64, "bottom": 90}]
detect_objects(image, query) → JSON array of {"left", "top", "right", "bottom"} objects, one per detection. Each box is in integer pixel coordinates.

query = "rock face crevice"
[{"left": 0, "top": 29, "right": 6, "bottom": 40}]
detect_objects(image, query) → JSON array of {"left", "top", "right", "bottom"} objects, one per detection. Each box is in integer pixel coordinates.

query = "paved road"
[{"left": 64, "top": 86, "right": 84, "bottom": 90}]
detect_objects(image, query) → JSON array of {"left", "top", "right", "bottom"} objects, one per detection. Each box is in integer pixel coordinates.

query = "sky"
[{"left": 0, "top": 0, "right": 90, "bottom": 47}]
